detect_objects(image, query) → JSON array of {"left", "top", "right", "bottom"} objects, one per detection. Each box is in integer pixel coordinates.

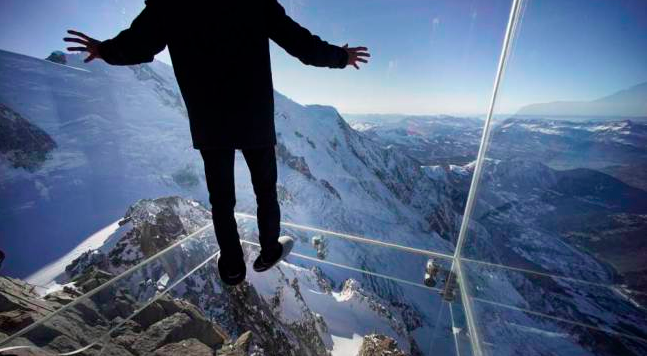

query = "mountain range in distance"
[
  {"left": 517, "top": 81, "right": 647, "bottom": 118},
  {"left": 345, "top": 81, "right": 647, "bottom": 125}
]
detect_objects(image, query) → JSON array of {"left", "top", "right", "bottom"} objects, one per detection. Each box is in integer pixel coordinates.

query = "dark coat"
[{"left": 99, "top": 0, "right": 348, "bottom": 149}]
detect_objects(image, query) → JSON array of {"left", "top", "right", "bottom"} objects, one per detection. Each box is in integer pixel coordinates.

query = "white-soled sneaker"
[{"left": 253, "top": 236, "right": 294, "bottom": 272}]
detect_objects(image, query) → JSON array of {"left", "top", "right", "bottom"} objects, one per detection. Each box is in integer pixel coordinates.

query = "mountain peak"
[
  {"left": 517, "top": 82, "right": 647, "bottom": 117},
  {"left": 45, "top": 50, "right": 67, "bottom": 65}
]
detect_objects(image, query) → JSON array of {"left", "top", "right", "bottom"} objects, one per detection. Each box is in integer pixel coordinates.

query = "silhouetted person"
[{"left": 65, "top": 0, "right": 369, "bottom": 285}]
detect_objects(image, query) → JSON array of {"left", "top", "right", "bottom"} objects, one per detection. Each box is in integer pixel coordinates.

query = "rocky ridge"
[
  {"left": 0, "top": 275, "right": 258, "bottom": 356},
  {"left": 0, "top": 103, "right": 57, "bottom": 171},
  {"left": 357, "top": 334, "right": 407, "bottom": 356}
]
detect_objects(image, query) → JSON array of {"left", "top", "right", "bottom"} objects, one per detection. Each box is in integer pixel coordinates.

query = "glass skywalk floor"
[
  {"left": 2, "top": 212, "right": 646, "bottom": 355},
  {"left": 0, "top": 216, "right": 471, "bottom": 355},
  {"left": 2, "top": 0, "right": 647, "bottom": 355}
]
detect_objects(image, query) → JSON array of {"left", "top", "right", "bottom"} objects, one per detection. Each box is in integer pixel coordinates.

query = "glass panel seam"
[{"left": 447, "top": 0, "right": 525, "bottom": 355}]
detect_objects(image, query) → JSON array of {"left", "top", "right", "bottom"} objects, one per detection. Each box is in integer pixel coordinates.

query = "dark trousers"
[{"left": 201, "top": 147, "right": 281, "bottom": 262}]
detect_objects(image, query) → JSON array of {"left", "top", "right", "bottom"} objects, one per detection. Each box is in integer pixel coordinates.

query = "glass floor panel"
[
  {"left": 236, "top": 214, "right": 455, "bottom": 289},
  {"left": 0, "top": 222, "right": 472, "bottom": 356},
  {"left": 0, "top": 224, "right": 218, "bottom": 355},
  {"left": 460, "top": 258, "right": 647, "bottom": 356}
]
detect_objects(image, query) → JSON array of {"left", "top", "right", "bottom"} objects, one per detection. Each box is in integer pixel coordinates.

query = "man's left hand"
[{"left": 343, "top": 44, "right": 370, "bottom": 69}]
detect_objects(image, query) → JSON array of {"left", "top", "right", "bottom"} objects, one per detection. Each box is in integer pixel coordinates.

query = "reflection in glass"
[{"left": 457, "top": 0, "right": 647, "bottom": 355}]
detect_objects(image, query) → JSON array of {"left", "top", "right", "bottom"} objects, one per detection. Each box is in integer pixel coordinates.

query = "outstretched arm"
[
  {"left": 64, "top": 0, "right": 166, "bottom": 65},
  {"left": 267, "top": 0, "right": 370, "bottom": 69}
]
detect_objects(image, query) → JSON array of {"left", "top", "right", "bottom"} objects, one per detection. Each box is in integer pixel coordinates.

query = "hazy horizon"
[{"left": 1, "top": 47, "right": 645, "bottom": 120}]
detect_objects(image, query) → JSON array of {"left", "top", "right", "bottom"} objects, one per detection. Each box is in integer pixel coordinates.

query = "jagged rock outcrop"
[
  {"left": 276, "top": 141, "right": 315, "bottom": 180},
  {"left": 0, "top": 277, "right": 54, "bottom": 336},
  {"left": 357, "top": 334, "right": 407, "bottom": 356},
  {"left": 71, "top": 268, "right": 114, "bottom": 293},
  {"left": 45, "top": 51, "right": 67, "bottom": 64},
  {"left": 220, "top": 279, "right": 326, "bottom": 356},
  {"left": 154, "top": 338, "right": 214, "bottom": 356},
  {"left": 66, "top": 197, "right": 213, "bottom": 281},
  {"left": 216, "top": 331, "right": 253, "bottom": 356},
  {"left": 0, "top": 103, "right": 57, "bottom": 171},
  {"left": 0, "top": 276, "right": 241, "bottom": 356},
  {"left": 339, "top": 279, "right": 407, "bottom": 339},
  {"left": 60, "top": 197, "right": 335, "bottom": 355}
]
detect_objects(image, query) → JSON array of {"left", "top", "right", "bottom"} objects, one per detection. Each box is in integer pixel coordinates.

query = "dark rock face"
[
  {"left": 223, "top": 280, "right": 323, "bottom": 356},
  {"left": 0, "top": 272, "right": 317, "bottom": 356},
  {"left": 319, "top": 179, "right": 341, "bottom": 200},
  {"left": 215, "top": 331, "right": 252, "bottom": 356},
  {"left": 276, "top": 141, "right": 315, "bottom": 180},
  {"left": 45, "top": 51, "right": 67, "bottom": 65},
  {"left": 137, "top": 312, "right": 218, "bottom": 351},
  {"left": 153, "top": 338, "right": 214, "bottom": 356},
  {"left": 71, "top": 268, "right": 114, "bottom": 293},
  {"left": 0, "top": 277, "right": 54, "bottom": 336},
  {"left": 357, "top": 334, "right": 407, "bottom": 356},
  {"left": 106, "top": 297, "right": 230, "bottom": 356},
  {"left": 138, "top": 208, "right": 186, "bottom": 258},
  {"left": 0, "top": 103, "right": 57, "bottom": 171},
  {"left": 0, "top": 276, "right": 240, "bottom": 356},
  {"left": 66, "top": 197, "right": 211, "bottom": 283}
]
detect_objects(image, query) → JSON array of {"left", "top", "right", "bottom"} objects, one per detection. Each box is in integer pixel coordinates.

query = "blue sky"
[{"left": 0, "top": 0, "right": 645, "bottom": 115}]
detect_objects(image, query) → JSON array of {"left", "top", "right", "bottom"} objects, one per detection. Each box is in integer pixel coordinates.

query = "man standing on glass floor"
[{"left": 64, "top": 0, "right": 370, "bottom": 286}]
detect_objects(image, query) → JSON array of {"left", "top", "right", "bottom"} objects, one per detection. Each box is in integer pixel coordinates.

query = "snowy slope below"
[{"left": 25, "top": 218, "right": 123, "bottom": 290}]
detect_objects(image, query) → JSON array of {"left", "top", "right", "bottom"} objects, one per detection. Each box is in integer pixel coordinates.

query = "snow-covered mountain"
[
  {"left": 490, "top": 118, "right": 647, "bottom": 170},
  {"left": 3, "top": 47, "right": 647, "bottom": 355},
  {"left": 1, "top": 49, "right": 462, "bottom": 355},
  {"left": 356, "top": 114, "right": 647, "bottom": 190},
  {"left": 353, "top": 116, "right": 647, "bottom": 354},
  {"left": 437, "top": 159, "right": 647, "bottom": 355},
  {"left": 352, "top": 115, "right": 483, "bottom": 166},
  {"left": 0, "top": 49, "right": 457, "bottom": 280}
]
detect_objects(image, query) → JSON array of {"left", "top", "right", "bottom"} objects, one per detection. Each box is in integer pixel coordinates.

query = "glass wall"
[
  {"left": 458, "top": 0, "right": 647, "bottom": 355},
  {"left": 2, "top": 0, "right": 645, "bottom": 355},
  {"left": 0, "top": 0, "right": 511, "bottom": 354}
]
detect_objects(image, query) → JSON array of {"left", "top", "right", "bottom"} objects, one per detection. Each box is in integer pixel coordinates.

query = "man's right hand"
[{"left": 64, "top": 30, "right": 102, "bottom": 63}]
